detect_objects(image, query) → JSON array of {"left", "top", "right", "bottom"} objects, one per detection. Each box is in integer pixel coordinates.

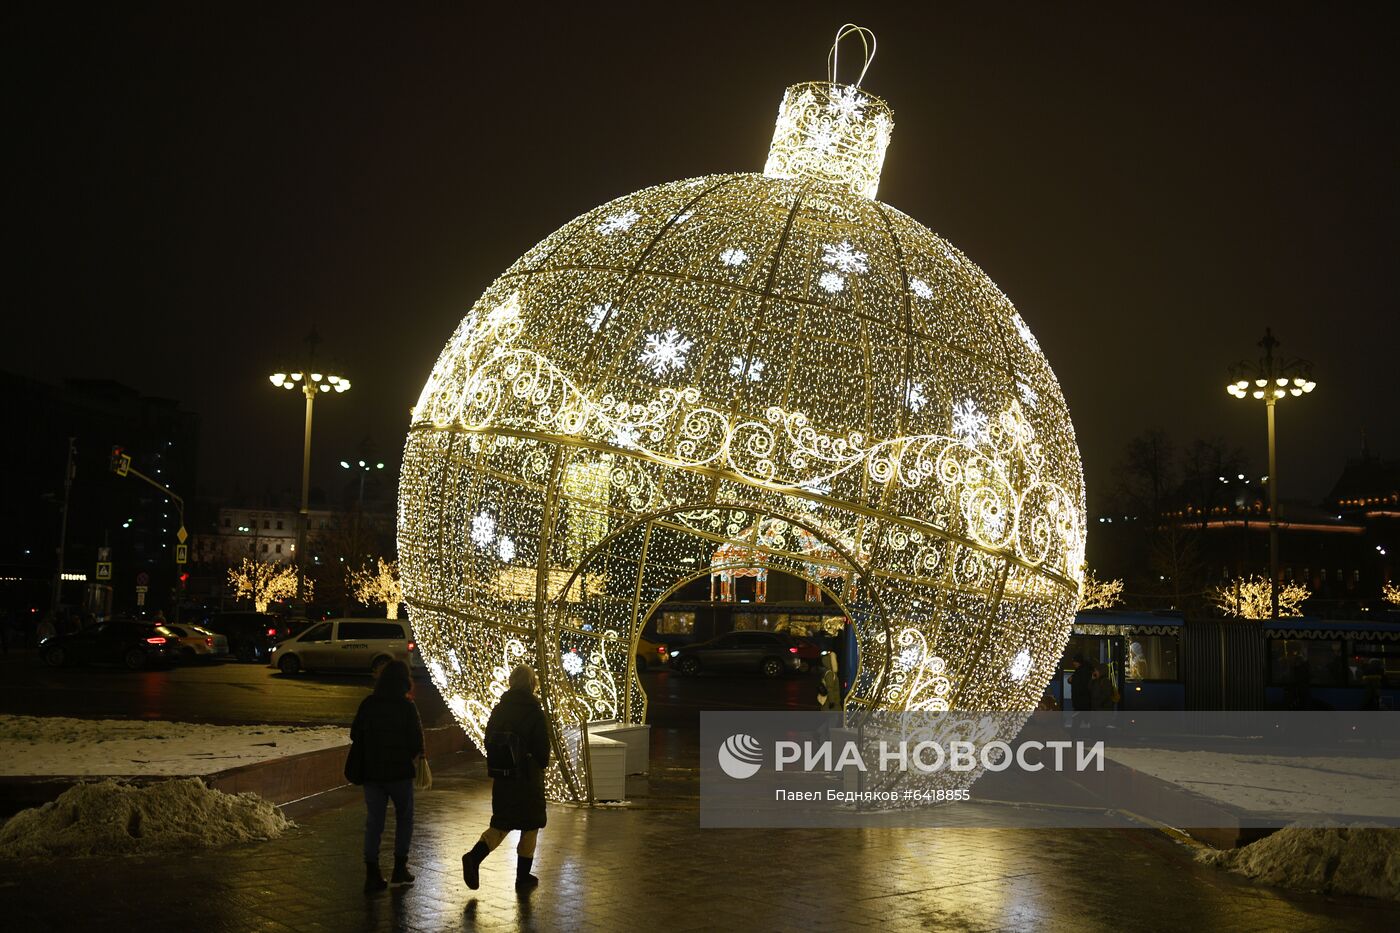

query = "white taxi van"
[{"left": 270, "top": 618, "right": 415, "bottom": 675}]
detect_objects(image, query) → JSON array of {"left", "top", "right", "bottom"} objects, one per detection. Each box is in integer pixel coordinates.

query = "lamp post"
[
  {"left": 339, "top": 459, "right": 385, "bottom": 509},
  {"left": 1226, "top": 328, "right": 1315, "bottom": 619},
  {"left": 268, "top": 331, "right": 350, "bottom": 600}
]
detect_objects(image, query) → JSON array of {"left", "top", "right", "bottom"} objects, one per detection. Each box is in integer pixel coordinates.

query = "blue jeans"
[{"left": 363, "top": 778, "right": 414, "bottom": 863}]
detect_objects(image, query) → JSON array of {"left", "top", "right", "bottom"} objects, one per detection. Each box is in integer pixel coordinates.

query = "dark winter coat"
[
  {"left": 1070, "top": 664, "right": 1095, "bottom": 712},
  {"left": 484, "top": 686, "right": 550, "bottom": 831},
  {"left": 1091, "top": 673, "right": 1114, "bottom": 711},
  {"left": 350, "top": 694, "right": 424, "bottom": 783}
]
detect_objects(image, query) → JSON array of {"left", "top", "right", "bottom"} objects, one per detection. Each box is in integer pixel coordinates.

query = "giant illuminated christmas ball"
[{"left": 400, "top": 60, "right": 1086, "bottom": 801}]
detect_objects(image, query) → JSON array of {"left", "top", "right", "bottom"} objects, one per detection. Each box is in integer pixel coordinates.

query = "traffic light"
[{"left": 110, "top": 446, "right": 131, "bottom": 477}]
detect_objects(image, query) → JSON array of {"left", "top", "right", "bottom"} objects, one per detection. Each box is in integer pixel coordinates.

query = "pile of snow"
[
  {"left": 0, "top": 778, "right": 291, "bottom": 859},
  {"left": 1106, "top": 747, "right": 1400, "bottom": 819},
  {"left": 1198, "top": 825, "right": 1400, "bottom": 900},
  {"left": 0, "top": 715, "right": 348, "bottom": 776}
]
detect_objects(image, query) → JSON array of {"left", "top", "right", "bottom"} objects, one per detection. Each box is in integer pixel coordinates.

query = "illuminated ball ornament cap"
[{"left": 399, "top": 26, "right": 1086, "bottom": 803}]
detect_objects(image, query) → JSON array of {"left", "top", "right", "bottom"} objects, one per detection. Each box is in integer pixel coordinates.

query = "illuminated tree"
[
  {"left": 227, "top": 559, "right": 309, "bottom": 613},
  {"left": 1210, "top": 574, "right": 1309, "bottom": 620},
  {"left": 348, "top": 558, "right": 404, "bottom": 619},
  {"left": 1383, "top": 582, "right": 1400, "bottom": 607},
  {"left": 1078, "top": 571, "right": 1124, "bottom": 611}
]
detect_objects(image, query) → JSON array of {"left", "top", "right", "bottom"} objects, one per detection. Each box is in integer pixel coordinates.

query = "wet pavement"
[
  {"left": 0, "top": 650, "right": 452, "bottom": 727},
  {"left": 0, "top": 651, "right": 812, "bottom": 731},
  {"left": 2, "top": 751, "right": 1395, "bottom": 932}
]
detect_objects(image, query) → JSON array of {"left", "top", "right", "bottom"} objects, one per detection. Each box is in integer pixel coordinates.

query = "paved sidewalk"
[{"left": 0, "top": 757, "right": 1394, "bottom": 932}]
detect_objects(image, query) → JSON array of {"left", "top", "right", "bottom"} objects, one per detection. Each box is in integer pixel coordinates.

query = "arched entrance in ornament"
[{"left": 535, "top": 502, "right": 895, "bottom": 803}]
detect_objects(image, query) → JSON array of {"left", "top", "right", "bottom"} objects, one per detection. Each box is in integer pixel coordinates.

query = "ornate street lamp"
[
  {"left": 1226, "top": 328, "right": 1315, "bottom": 619},
  {"left": 268, "top": 329, "right": 350, "bottom": 598},
  {"left": 339, "top": 459, "right": 385, "bottom": 509}
]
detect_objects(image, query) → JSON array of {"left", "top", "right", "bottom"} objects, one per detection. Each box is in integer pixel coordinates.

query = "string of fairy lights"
[{"left": 399, "top": 44, "right": 1086, "bottom": 803}]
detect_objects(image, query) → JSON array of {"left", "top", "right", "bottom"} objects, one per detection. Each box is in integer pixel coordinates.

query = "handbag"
[
  {"left": 415, "top": 755, "right": 433, "bottom": 791},
  {"left": 344, "top": 743, "right": 365, "bottom": 785}
]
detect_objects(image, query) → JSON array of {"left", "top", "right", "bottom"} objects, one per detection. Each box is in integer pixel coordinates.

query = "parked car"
[
  {"left": 39, "top": 621, "right": 181, "bottom": 670},
  {"left": 161, "top": 623, "right": 229, "bottom": 661},
  {"left": 789, "top": 636, "right": 822, "bottom": 673},
  {"left": 200, "top": 612, "right": 289, "bottom": 662},
  {"left": 269, "top": 618, "right": 416, "bottom": 675},
  {"left": 635, "top": 634, "right": 670, "bottom": 670},
  {"left": 668, "top": 631, "right": 802, "bottom": 678}
]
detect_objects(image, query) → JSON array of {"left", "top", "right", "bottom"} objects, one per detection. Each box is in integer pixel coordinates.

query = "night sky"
[{"left": 7, "top": 2, "right": 1398, "bottom": 512}]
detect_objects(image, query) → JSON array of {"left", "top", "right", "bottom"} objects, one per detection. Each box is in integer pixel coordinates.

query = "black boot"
[
  {"left": 391, "top": 856, "right": 415, "bottom": 886},
  {"left": 462, "top": 841, "right": 490, "bottom": 890},
  {"left": 364, "top": 861, "right": 388, "bottom": 894},
  {"left": 515, "top": 856, "right": 539, "bottom": 892}
]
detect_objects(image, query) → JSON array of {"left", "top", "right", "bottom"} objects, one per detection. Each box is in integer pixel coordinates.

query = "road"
[{"left": 0, "top": 651, "right": 820, "bottom": 730}]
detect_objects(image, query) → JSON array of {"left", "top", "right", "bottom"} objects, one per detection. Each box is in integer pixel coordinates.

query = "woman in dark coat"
[
  {"left": 350, "top": 659, "right": 424, "bottom": 892},
  {"left": 462, "top": 664, "right": 550, "bottom": 893}
]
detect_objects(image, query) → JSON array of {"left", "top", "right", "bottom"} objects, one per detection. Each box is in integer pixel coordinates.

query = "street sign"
[
  {"left": 135, "top": 588, "right": 146, "bottom": 607},
  {"left": 136, "top": 571, "right": 150, "bottom": 586},
  {"left": 97, "top": 546, "right": 111, "bottom": 561},
  {"left": 175, "top": 544, "right": 187, "bottom": 565},
  {"left": 96, "top": 562, "right": 112, "bottom": 580},
  {"left": 110, "top": 447, "right": 131, "bottom": 477},
  {"left": 176, "top": 525, "right": 188, "bottom": 544}
]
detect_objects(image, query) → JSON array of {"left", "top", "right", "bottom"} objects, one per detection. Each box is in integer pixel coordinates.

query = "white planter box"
[
  {"left": 588, "top": 721, "right": 651, "bottom": 775},
  {"left": 587, "top": 734, "right": 628, "bottom": 802}
]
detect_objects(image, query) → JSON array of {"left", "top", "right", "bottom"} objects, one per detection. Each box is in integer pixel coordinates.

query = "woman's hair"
[
  {"left": 373, "top": 659, "right": 413, "bottom": 697},
  {"left": 508, "top": 664, "right": 537, "bottom": 692}
]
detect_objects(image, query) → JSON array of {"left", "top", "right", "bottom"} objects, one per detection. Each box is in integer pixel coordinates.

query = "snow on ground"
[
  {"left": 1105, "top": 747, "right": 1400, "bottom": 819},
  {"left": 0, "top": 715, "right": 348, "bottom": 777},
  {"left": 1198, "top": 825, "right": 1400, "bottom": 900},
  {"left": 0, "top": 778, "right": 291, "bottom": 858}
]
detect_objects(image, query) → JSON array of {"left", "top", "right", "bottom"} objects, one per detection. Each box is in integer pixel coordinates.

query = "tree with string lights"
[
  {"left": 1211, "top": 574, "right": 1309, "bottom": 620},
  {"left": 1078, "top": 571, "right": 1125, "bottom": 611},
  {"left": 227, "top": 558, "right": 309, "bottom": 613},
  {"left": 348, "top": 557, "right": 404, "bottom": 619}
]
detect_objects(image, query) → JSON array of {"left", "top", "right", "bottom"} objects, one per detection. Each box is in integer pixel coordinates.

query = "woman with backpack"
[
  {"left": 462, "top": 663, "right": 550, "bottom": 893},
  {"left": 348, "top": 659, "right": 424, "bottom": 893}
]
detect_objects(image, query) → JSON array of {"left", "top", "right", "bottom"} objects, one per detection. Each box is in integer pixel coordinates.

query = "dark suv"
[
  {"left": 39, "top": 621, "right": 181, "bottom": 670},
  {"left": 200, "top": 612, "right": 290, "bottom": 662},
  {"left": 668, "top": 631, "right": 803, "bottom": 678}
]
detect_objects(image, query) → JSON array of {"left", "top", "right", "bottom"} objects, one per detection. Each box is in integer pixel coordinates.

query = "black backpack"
[{"left": 486, "top": 730, "right": 528, "bottom": 779}]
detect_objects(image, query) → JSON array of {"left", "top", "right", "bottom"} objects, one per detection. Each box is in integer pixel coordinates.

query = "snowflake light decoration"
[
  {"left": 585, "top": 302, "right": 612, "bottom": 332},
  {"left": 400, "top": 35, "right": 1086, "bottom": 806},
  {"left": 597, "top": 209, "right": 640, "bottom": 235},
  {"left": 823, "top": 240, "right": 869, "bottom": 274},
  {"left": 828, "top": 84, "right": 866, "bottom": 122},
  {"left": 1018, "top": 380, "right": 1038, "bottom": 408},
  {"left": 1009, "top": 649, "right": 1032, "bottom": 682},
  {"left": 951, "top": 399, "right": 989, "bottom": 445},
  {"left": 639, "top": 328, "right": 693, "bottom": 376},
  {"left": 470, "top": 511, "right": 496, "bottom": 547},
  {"left": 805, "top": 124, "right": 838, "bottom": 155},
  {"left": 905, "top": 381, "right": 928, "bottom": 412},
  {"left": 730, "top": 356, "right": 764, "bottom": 381},
  {"left": 1012, "top": 312, "right": 1041, "bottom": 354}
]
